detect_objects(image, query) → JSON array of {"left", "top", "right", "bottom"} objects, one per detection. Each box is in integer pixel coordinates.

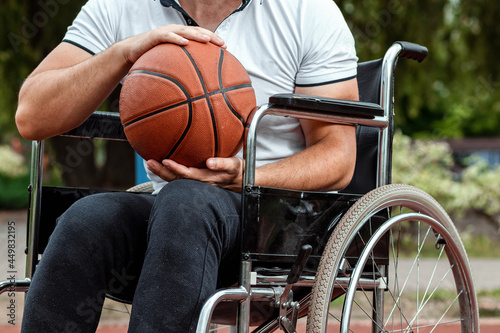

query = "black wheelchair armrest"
[
  {"left": 269, "top": 93, "right": 384, "bottom": 119},
  {"left": 62, "top": 111, "right": 127, "bottom": 140},
  {"left": 395, "top": 41, "right": 428, "bottom": 63}
]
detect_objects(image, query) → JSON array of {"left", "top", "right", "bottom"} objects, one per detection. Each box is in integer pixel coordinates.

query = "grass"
[
  {"left": 478, "top": 289, "right": 500, "bottom": 317},
  {"left": 460, "top": 233, "right": 500, "bottom": 258}
]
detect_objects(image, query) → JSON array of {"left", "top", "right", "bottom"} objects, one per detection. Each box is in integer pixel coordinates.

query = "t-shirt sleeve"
[
  {"left": 62, "top": 0, "right": 121, "bottom": 55},
  {"left": 295, "top": 0, "right": 358, "bottom": 87}
]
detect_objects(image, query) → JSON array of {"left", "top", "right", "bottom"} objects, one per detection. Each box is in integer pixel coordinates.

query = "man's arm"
[
  {"left": 15, "top": 25, "right": 226, "bottom": 141},
  {"left": 256, "top": 80, "right": 358, "bottom": 191},
  {"left": 147, "top": 78, "right": 358, "bottom": 192}
]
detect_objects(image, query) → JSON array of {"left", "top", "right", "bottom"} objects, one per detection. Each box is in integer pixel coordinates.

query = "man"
[{"left": 16, "top": 0, "right": 358, "bottom": 332}]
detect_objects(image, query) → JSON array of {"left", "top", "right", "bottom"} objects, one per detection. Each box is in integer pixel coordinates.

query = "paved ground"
[{"left": 1, "top": 209, "right": 499, "bottom": 332}]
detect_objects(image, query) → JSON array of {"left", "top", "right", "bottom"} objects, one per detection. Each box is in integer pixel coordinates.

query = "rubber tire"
[{"left": 307, "top": 184, "right": 479, "bottom": 333}]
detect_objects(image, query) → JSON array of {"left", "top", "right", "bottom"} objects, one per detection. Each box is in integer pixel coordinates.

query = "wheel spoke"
[
  {"left": 328, "top": 309, "right": 355, "bottom": 332},
  {"left": 384, "top": 226, "right": 431, "bottom": 327},
  {"left": 390, "top": 224, "right": 403, "bottom": 332},
  {"left": 428, "top": 291, "right": 463, "bottom": 333},
  {"left": 418, "top": 245, "right": 446, "bottom": 311},
  {"left": 417, "top": 221, "right": 421, "bottom": 333},
  {"left": 406, "top": 264, "right": 455, "bottom": 330}
]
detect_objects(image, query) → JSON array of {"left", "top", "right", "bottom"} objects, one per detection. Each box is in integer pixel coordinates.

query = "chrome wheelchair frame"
[
  {"left": 196, "top": 41, "right": 478, "bottom": 332},
  {"left": 0, "top": 41, "right": 479, "bottom": 333}
]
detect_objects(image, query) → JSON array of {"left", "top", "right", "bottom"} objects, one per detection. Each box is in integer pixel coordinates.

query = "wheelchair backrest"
[{"left": 340, "top": 59, "right": 388, "bottom": 195}]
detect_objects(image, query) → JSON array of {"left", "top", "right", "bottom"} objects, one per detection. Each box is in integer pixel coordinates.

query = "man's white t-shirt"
[{"left": 63, "top": 0, "right": 358, "bottom": 193}]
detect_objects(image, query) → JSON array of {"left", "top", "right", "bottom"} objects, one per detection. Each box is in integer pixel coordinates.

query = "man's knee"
[
  {"left": 150, "top": 180, "right": 241, "bottom": 241},
  {"left": 156, "top": 179, "right": 240, "bottom": 210},
  {"left": 152, "top": 181, "right": 212, "bottom": 229},
  {"left": 154, "top": 180, "right": 238, "bottom": 224},
  {"left": 156, "top": 179, "right": 213, "bottom": 205}
]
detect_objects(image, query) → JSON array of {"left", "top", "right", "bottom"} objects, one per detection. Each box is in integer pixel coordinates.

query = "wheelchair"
[{"left": 0, "top": 41, "right": 479, "bottom": 332}]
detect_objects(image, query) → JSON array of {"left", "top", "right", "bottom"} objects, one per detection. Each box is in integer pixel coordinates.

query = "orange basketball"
[{"left": 119, "top": 42, "right": 256, "bottom": 167}]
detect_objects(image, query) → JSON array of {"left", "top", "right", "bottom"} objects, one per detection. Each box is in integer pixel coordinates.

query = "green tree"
[
  {"left": 0, "top": 0, "right": 134, "bottom": 192},
  {"left": 1, "top": 0, "right": 88, "bottom": 140},
  {"left": 338, "top": 0, "right": 500, "bottom": 138}
]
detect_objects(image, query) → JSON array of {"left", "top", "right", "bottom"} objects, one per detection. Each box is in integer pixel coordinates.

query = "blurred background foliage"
[
  {"left": 338, "top": 0, "right": 500, "bottom": 138},
  {"left": 0, "top": 0, "right": 499, "bottom": 234},
  {"left": 1, "top": 0, "right": 88, "bottom": 140},
  {"left": 392, "top": 131, "right": 500, "bottom": 231},
  {"left": 0, "top": 0, "right": 135, "bottom": 202}
]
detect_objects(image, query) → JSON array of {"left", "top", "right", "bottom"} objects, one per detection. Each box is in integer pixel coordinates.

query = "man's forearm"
[{"left": 254, "top": 124, "right": 356, "bottom": 192}]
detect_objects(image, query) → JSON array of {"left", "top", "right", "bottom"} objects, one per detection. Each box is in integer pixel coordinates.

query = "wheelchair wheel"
[{"left": 307, "top": 184, "right": 479, "bottom": 333}]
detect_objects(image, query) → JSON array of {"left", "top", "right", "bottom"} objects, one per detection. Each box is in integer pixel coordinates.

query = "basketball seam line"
[
  {"left": 181, "top": 46, "right": 219, "bottom": 157},
  {"left": 122, "top": 71, "right": 191, "bottom": 129},
  {"left": 122, "top": 70, "right": 251, "bottom": 128},
  {"left": 122, "top": 70, "right": 193, "bottom": 161},
  {"left": 217, "top": 49, "right": 246, "bottom": 125},
  {"left": 163, "top": 74, "right": 193, "bottom": 160}
]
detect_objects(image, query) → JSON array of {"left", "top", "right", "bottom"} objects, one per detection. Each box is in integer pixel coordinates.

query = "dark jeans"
[{"left": 21, "top": 179, "right": 242, "bottom": 333}]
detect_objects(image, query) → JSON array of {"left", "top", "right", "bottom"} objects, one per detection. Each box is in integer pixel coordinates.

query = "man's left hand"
[{"left": 146, "top": 157, "right": 244, "bottom": 192}]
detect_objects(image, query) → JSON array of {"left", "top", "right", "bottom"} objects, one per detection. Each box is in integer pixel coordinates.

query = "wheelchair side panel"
[
  {"left": 242, "top": 186, "right": 359, "bottom": 269},
  {"left": 242, "top": 186, "right": 390, "bottom": 273},
  {"left": 36, "top": 186, "right": 114, "bottom": 254}
]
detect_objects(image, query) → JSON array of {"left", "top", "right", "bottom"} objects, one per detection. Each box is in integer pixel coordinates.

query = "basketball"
[{"left": 119, "top": 41, "right": 256, "bottom": 167}]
